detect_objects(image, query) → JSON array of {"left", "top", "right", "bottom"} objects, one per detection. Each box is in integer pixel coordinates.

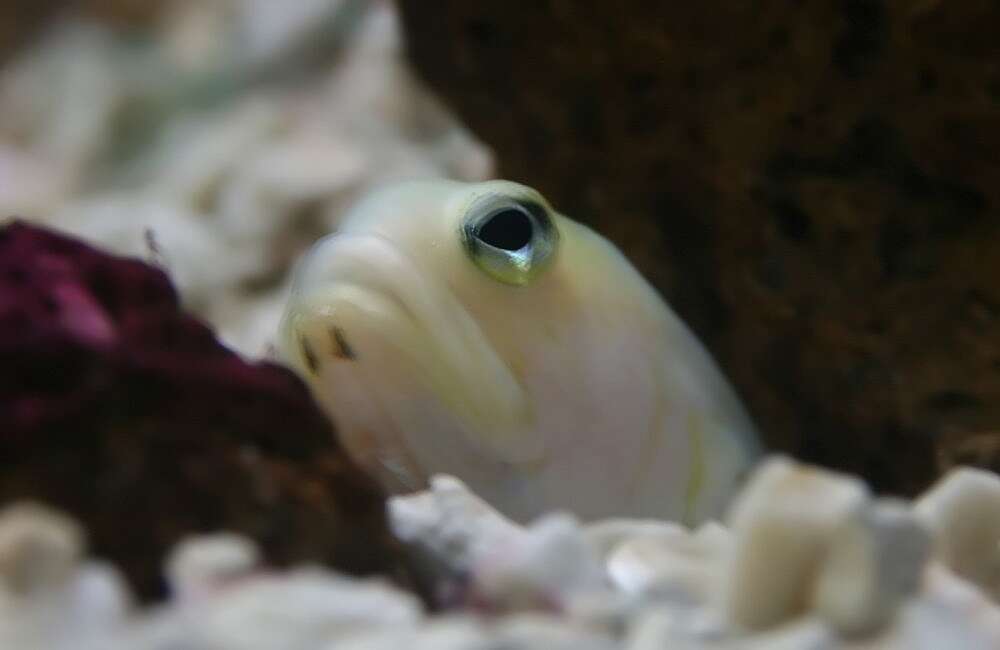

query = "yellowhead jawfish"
[{"left": 280, "top": 180, "right": 762, "bottom": 523}]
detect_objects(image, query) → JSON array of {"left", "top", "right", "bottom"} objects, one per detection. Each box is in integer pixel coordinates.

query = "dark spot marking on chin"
[
  {"left": 330, "top": 326, "right": 356, "bottom": 360},
  {"left": 300, "top": 335, "right": 320, "bottom": 375}
]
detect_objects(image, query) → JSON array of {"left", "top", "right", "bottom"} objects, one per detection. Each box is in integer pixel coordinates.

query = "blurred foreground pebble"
[
  {"left": 4, "top": 456, "right": 997, "bottom": 649},
  {"left": 0, "top": 0, "right": 494, "bottom": 355}
]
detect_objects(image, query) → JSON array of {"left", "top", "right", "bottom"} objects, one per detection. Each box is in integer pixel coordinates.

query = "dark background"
[{"left": 395, "top": 0, "right": 1000, "bottom": 495}]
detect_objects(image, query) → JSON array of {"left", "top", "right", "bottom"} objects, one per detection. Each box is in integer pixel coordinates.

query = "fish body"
[{"left": 280, "top": 180, "right": 761, "bottom": 523}]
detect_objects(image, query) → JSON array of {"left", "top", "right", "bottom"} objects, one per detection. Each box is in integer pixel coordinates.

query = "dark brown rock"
[
  {"left": 397, "top": 1, "right": 1000, "bottom": 496},
  {"left": 0, "top": 221, "right": 403, "bottom": 598}
]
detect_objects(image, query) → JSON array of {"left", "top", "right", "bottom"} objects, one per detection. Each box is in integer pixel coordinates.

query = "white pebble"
[
  {"left": 583, "top": 519, "right": 688, "bottom": 561},
  {"left": 388, "top": 474, "right": 524, "bottom": 577},
  {"left": 165, "top": 533, "right": 261, "bottom": 601},
  {"left": 812, "top": 498, "right": 931, "bottom": 636},
  {"left": 737, "top": 618, "right": 834, "bottom": 650},
  {"left": 188, "top": 568, "right": 423, "bottom": 649},
  {"left": 914, "top": 467, "right": 1000, "bottom": 600},
  {"left": 869, "top": 566, "right": 1000, "bottom": 650},
  {"left": 473, "top": 513, "right": 606, "bottom": 611},
  {"left": 0, "top": 502, "right": 84, "bottom": 596},
  {"left": 718, "top": 457, "right": 870, "bottom": 631},
  {"left": 489, "top": 612, "right": 618, "bottom": 650},
  {"left": 624, "top": 606, "right": 727, "bottom": 649},
  {"left": 606, "top": 522, "right": 729, "bottom": 605}
]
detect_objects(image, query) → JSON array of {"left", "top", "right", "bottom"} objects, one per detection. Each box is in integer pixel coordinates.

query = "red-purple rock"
[{"left": 0, "top": 220, "right": 403, "bottom": 598}]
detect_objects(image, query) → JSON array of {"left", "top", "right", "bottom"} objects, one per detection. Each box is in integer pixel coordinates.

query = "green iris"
[{"left": 460, "top": 193, "right": 559, "bottom": 286}]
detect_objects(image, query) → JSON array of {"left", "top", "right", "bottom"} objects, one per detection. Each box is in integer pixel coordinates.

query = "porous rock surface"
[{"left": 396, "top": 0, "right": 1000, "bottom": 496}]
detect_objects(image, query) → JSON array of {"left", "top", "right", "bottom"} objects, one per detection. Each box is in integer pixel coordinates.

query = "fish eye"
[{"left": 460, "top": 194, "right": 558, "bottom": 286}]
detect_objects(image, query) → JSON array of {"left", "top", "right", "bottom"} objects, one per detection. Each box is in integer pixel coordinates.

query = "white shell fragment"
[
  {"left": 387, "top": 474, "right": 524, "bottom": 577},
  {"left": 719, "top": 456, "right": 871, "bottom": 630},
  {"left": 812, "top": 498, "right": 931, "bottom": 636},
  {"left": 623, "top": 604, "right": 729, "bottom": 649},
  {"left": 623, "top": 608, "right": 681, "bottom": 650},
  {"left": 0, "top": 502, "right": 131, "bottom": 650},
  {"left": 332, "top": 617, "right": 487, "bottom": 650},
  {"left": 477, "top": 613, "right": 619, "bottom": 650},
  {"left": 913, "top": 466, "right": 1000, "bottom": 600},
  {"left": 181, "top": 569, "right": 424, "bottom": 650},
  {"left": 865, "top": 564, "right": 1000, "bottom": 650},
  {"left": 583, "top": 519, "right": 689, "bottom": 562},
  {"left": 606, "top": 522, "right": 731, "bottom": 605},
  {"left": 164, "top": 533, "right": 262, "bottom": 601},
  {"left": 0, "top": 502, "right": 84, "bottom": 595},
  {"left": 472, "top": 513, "right": 607, "bottom": 611},
  {"left": 388, "top": 475, "right": 605, "bottom": 612},
  {"left": 731, "top": 619, "right": 834, "bottom": 650},
  {"left": 2, "top": 456, "right": 1000, "bottom": 649}
]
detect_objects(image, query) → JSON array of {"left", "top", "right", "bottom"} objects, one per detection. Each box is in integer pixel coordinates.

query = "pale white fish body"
[{"left": 280, "top": 179, "right": 762, "bottom": 524}]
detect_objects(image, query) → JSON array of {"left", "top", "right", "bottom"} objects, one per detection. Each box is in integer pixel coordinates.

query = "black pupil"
[{"left": 477, "top": 208, "right": 533, "bottom": 251}]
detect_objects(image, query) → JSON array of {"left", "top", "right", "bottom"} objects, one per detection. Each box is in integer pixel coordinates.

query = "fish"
[{"left": 280, "top": 179, "right": 762, "bottom": 524}]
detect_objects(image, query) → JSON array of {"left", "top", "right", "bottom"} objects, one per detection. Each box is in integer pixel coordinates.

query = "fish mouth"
[{"left": 281, "top": 233, "right": 543, "bottom": 466}]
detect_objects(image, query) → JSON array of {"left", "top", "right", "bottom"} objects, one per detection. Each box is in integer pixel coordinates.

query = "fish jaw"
[{"left": 281, "top": 233, "right": 546, "bottom": 478}]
